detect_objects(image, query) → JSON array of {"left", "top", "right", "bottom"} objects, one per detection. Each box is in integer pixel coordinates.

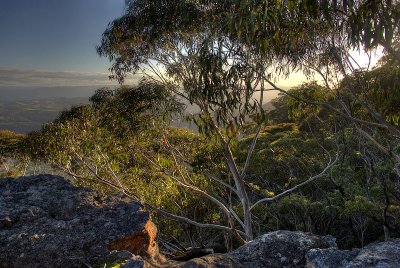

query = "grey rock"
[
  {"left": 347, "top": 239, "right": 400, "bottom": 268},
  {"left": 229, "top": 230, "right": 336, "bottom": 268},
  {"left": 174, "top": 254, "right": 244, "bottom": 268},
  {"left": 306, "top": 247, "right": 360, "bottom": 268},
  {"left": 0, "top": 174, "right": 153, "bottom": 268},
  {"left": 306, "top": 239, "right": 400, "bottom": 268},
  {"left": 108, "top": 250, "right": 135, "bottom": 260},
  {"left": 177, "top": 232, "right": 400, "bottom": 268},
  {"left": 173, "top": 231, "right": 336, "bottom": 268}
]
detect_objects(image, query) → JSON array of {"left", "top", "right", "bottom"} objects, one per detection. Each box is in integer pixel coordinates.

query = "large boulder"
[
  {"left": 175, "top": 232, "right": 400, "bottom": 268},
  {"left": 174, "top": 231, "right": 336, "bottom": 268},
  {"left": 0, "top": 174, "right": 161, "bottom": 268},
  {"left": 306, "top": 238, "right": 400, "bottom": 268},
  {"left": 230, "top": 231, "right": 336, "bottom": 267}
]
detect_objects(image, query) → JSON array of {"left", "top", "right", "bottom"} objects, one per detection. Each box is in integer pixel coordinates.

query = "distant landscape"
[
  {"left": 0, "top": 86, "right": 279, "bottom": 133},
  {"left": 0, "top": 98, "right": 89, "bottom": 133},
  {"left": 0, "top": 86, "right": 102, "bottom": 133},
  {"left": 1, "top": 1, "right": 399, "bottom": 266}
]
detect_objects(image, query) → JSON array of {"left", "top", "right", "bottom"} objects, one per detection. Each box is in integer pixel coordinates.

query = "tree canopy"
[{"left": 94, "top": 0, "right": 400, "bottom": 243}]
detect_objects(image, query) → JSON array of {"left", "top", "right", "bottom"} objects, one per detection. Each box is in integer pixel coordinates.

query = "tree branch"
[
  {"left": 55, "top": 151, "right": 248, "bottom": 241},
  {"left": 241, "top": 126, "right": 262, "bottom": 178},
  {"left": 250, "top": 152, "right": 339, "bottom": 210}
]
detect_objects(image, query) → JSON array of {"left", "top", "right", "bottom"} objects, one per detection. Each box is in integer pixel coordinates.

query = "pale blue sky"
[{"left": 0, "top": 0, "right": 127, "bottom": 86}]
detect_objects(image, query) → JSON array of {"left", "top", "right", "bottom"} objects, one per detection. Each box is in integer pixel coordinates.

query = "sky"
[
  {"left": 0, "top": 0, "right": 133, "bottom": 87},
  {"left": 0, "top": 0, "right": 381, "bottom": 90}
]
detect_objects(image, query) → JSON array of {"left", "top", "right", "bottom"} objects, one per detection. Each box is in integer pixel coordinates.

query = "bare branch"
[
  {"left": 150, "top": 204, "right": 246, "bottom": 238},
  {"left": 143, "top": 150, "right": 248, "bottom": 237},
  {"left": 204, "top": 171, "right": 238, "bottom": 194},
  {"left": 163, "top": 138, "right": 238, "bottom": 194},
  {"left": 250, "top": 152, "right": 339, "bottom": 210},
  {"left": 55, "top": 152, "right": 247, "bottom": 240},
  {"left": 228, "top": 207, "right": 245, "bottom": 228},
  {"left": 241, "top": 126, "right": 262, "bottom": 179}
]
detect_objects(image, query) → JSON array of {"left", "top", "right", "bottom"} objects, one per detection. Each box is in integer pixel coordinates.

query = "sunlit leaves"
[
  {"left": 286, "top": 82, "right": 329, "bottom": 120},
  {"left": 339, "top": 58, "right": 400, "bottom": 127}
]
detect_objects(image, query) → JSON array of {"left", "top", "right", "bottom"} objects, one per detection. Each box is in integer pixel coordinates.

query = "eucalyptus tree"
[
  {"left": 226, "top": 0, "right": 400, "bottom": 175},
  {"left": 225, "top": 0, "right": 400, "bottom": 239},
  {"left": 98, "top": 0, "right": 338, "bottom": 242}
]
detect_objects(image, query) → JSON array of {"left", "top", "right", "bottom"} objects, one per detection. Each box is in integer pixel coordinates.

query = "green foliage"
[
  {"left": 0, "top": 129, "right": 25, "bottom": 155},
  {"left": 233, "top": 89, "right": 400, "bottom": 247},
  {"left": 226, "top": 0, "right": 399, "bottom": 67},
  {"left": 88, "top": 83, "right": 184, "bottom": 136},
  {"left": 341, "top": 59, "right": 400, "bottom": 127},
  {"left": 6, "top": 0, "right": 398, "bottom": 251},
  {"left": 343, "top": 196, "right": 380, "bottom": 217},
  {"left": 21, "top": 85, "right": 226, "bottom": 247},
  {"left": 0, "top": 130, "right": 29, "bottom": 178},
  {"left": 267, "top": 95, "right": 292, "bottom": 124},
  {"left": 286, "top": 82, "right": 329, "bottom": 120},
  {"left": 97, "top": 0, "right": 208, "bottom": 83},
  {"left": 101, "top": 258, "right": 128, "bottom": 268},
  {"left": 10, "top": 73, "right": 400, "bottom": 249}
]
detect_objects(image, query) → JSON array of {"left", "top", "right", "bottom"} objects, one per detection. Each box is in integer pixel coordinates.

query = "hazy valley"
[{"left": 0, "top": 86, "right": 100, "bottom": 133}]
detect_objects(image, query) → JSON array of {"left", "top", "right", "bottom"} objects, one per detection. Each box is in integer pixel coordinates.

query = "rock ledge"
[{"left": 0, "top": 174, "right": 160, "bottom": 268}]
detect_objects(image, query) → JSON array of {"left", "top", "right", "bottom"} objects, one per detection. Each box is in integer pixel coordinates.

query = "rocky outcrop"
[
  {"left": 2, "top": 174, "right": 399, "bottom": 268},
  {"left": 0, "top": 174, "right": 161, "bottom": 268},
  {"left": 170, "top": 231, "right": 400, "bottom": 268},
  {"left": 230, "top": 231, "right": 336, "bottom": 267},
  {"left": 172, "top": 231, "right": 336, "bottom": 268},
  {"left": 306, "top": 238, "right": 400, "bottom": 268}
]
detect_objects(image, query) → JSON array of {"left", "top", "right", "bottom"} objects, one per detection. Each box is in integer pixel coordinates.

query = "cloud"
[{"left": 0, "top": 67, "right": 139, "bottom": 87}]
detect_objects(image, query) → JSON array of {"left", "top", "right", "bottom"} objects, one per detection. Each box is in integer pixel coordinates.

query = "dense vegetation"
[
  {"left": 0, "top": 129, "right": 27, "bottom": 177},
  {"left": 1, "top": 0, "right": 399, "bottom": 253}
]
